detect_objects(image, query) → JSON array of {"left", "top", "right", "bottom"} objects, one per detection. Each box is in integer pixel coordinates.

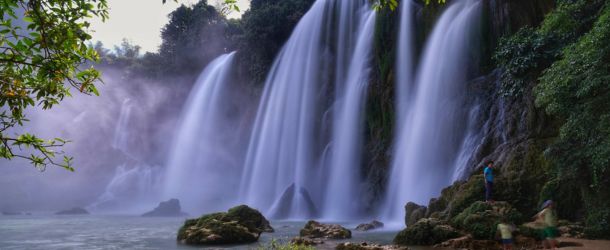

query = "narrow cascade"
[
  {"left": 323, "top": 9, "right": 376, "bottom": 220},
  {"left": 395, "top": 0, "right": 416, "bottom": 123},
  {"left": 239, "top": 0, "right": 373, "bottom": 219},
  {"left": 112, "top": 99, "right": 133, "bottom": 154},
  {"left": 163, "top": 52, "right": 240, "bottom": 213},
  {"left": 89, "top": 99, "right": 159, "bottom": 212},
  {"left": 384, "top": 0, "right": 481, "bottom": 223}
]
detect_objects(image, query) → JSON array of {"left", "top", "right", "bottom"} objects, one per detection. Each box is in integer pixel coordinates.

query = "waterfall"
[
  {"left": 239, "top": 0, "right": 374, "bottom": 219},
  {"left": 112, "top": 99, "right": 133, "bottom": 154},
  {"left": 395, "top": 0, "right": 416, "bottom": 123},
  {"left": 323, "top": 9, "right": 376, "bottom": 220},
  {"left": 90, "top": 99, "right": 160, "bottom": 213},
  {"left": 384, "top": 0, "right": 481, "bottom": 223},
  {"left": 163, "top": 52, "right": 240, "bottom": 213}
]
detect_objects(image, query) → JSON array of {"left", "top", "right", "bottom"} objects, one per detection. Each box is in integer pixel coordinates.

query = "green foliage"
[
  {"left": 535, "top": 3, "right": 610, "bottom": 238},
  {"left": 159, "top": 0, "right": 231, "bottom": 75},
  {"left": 0, "top": 0, "right": 108, "bottom": 171},
  {"left": 236, "top": 0, "right": 315, "bottom": 85},
  {"left": 494, "top": 0, "right": 605, "bottom": 98},
  {"left": 393, "top": 218, "right": 460, "bottom": 245},
  {"left": 258, "top": 239, "right": 315, "bottom": 250},
  {"left": 452, "top": 201, "right": 523, "bottom": 240}
]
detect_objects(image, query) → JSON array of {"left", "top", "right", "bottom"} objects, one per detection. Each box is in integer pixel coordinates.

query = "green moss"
[
  {"left": 393, "top": 218, "right": 460, "bottom": 245},
  {"left": 452, "top": 201, "right": 523, "bottom": 240}
]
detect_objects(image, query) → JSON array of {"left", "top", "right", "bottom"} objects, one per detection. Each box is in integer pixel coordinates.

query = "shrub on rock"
[
  {"left": 176, "top": 205, "right": 273, "bottom": 245},
  {"left": 393, "top": 218, "right": 461, "bottom": 245},
  {"left": 451, "top": 201, "right": 523, "bottom": 240}
]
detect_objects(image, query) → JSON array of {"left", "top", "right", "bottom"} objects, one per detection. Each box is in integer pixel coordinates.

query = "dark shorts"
[
  {"left": 542, "top": 227, "right": 558, "bottom": 239},
  {"left": 502, "top": 238, "right": 513, "bottom": 245}
]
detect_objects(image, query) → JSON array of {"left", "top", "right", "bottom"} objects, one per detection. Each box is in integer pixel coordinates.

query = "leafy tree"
[
  {"left": 536, "top": 2, "right": 610, "bottom": 238},
  {"left": 0, "top": 0, "right": 108, "bottom": 171},
  {"left": 158, "top": 0, "right": 231, "bottom": 75}
]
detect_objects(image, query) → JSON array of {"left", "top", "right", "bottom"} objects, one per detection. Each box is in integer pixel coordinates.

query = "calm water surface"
[{"left": 0, "top": 215, "right": 438, "bottom": 249}]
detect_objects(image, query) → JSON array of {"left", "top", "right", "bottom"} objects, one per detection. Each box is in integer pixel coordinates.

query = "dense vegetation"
[{"left": 495, "top": 0, "right": 610, "bottom": 238}]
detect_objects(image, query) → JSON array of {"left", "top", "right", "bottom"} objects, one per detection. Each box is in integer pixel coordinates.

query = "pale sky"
[{"left": 90, "top": 0, "right": 250, "bottom": 53}]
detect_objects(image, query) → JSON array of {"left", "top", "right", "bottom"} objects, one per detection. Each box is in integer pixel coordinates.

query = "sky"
[{"left": 89, "top": 0, "right": 250, "bottom": 53}]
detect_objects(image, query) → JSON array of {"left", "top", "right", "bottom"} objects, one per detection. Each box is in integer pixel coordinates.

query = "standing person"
[
  {"left": 537, "top": 200, "right": 559, "bottom": 250},
  {"left": 484, "top": 160, "right": 494, "bottom": 203},
  {"left": 496, "top": 217, "right": 516, "bottom": 250}
]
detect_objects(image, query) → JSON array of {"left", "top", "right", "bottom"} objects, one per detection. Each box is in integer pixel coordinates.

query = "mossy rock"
[
  {"left": 452, "top": 201, "right": 523, "bottom": 240},
  {"left": 299, "top": 220, "right": 351, "bottom": 239},
  {"left": 393, "top": 218, "right": 461, "bottom": 245},
  {"left": 446, "top": 175, "right": 486, "bottom": 218},
  {"left": 405, "top": 202, "right": 427, "bottom": 227},
  {"left": 177, "top": 205, "right": 273, "bottom": 245}
]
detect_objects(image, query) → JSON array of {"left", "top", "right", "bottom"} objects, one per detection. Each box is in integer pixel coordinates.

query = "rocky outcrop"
[
  {"left": 393, "top": 218, "right": 461, "bottom": 246},
  {"left": 355, "top": 220, "right": 384, "bottom": 231},
  {"left": 176, "top": 205, "right": 273, "bottom": 245},
  {"left": 299, "top": 220, "right": 351, "bottom": 239},
  {"left": 142, "top": 199, "right": 188, "bottom": 217},
  {"left": 290, "top": 236, "right": 324, "bottom": 246},
  {"left": 451, "top": 201, "right": 523, "bottom": 240},
  {"left": 435, "top": 234, "right": 538, "bottom": 250},
  {"left": 269, "top": 183, "right": 318, "bottom": 219},
  {"left": 404, "top": 202, "right": 426, "bottom": 227},
  {"left": 336, "top": 242, "right": 410, "bottom": 250},
  {"left": 55, "top": 207, "right": 89, "bottom": 215}
]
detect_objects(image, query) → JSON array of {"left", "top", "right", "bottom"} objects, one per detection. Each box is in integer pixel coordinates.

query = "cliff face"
[{"left": 362, "top": 0, "right": 556, "bottom": 213}]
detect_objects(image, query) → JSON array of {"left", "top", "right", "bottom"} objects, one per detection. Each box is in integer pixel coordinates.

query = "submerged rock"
[
  {"left": 393, "top": 218, "right": 461, "bottom": 245},
  {"left": 177, "top": 205, "right": 273, "bottom": 245},
  {"left": 269, "top": 183, "right": 318, "bottom": 219},
  {"left": 55, "top": 207, "right": 89, "bottom": 215},
  {"left": 336, "top": 242, "right": 410, "bottom": 250},
  {"left": 142, "top": 199, "right": 188, "bottom": 217},
  {"left": 299, "top": 220, "right": 351, "bottom": 239},
  {"left": 355, "top": 220, "right": 384, "bottom": 231}
]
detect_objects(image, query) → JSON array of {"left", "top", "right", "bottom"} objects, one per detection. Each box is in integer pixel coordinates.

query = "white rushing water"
[
  {"left": 163, "top": 52, "right": 240, "bottom": 213},
  {"left": 324, "top": 9, "right": 376, "bottom": 220},
  {"left": 384, "top": 0, "right": 481, "bottom": 224},
  {"left": 395, "top": 0, "right": 416, "bottom": 123},
  {"left": 90, "top": 99, "right": 161, "bottom": 213},
  {"left": 239, "top": 0, "right": 375, "bottom": 219}
]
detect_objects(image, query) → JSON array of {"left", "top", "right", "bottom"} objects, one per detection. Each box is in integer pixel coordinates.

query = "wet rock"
[
  {"left": 269, "top": 183, "right": 318, "bottom": 219},
  {"left": 177, "top": 205, "right": 273, "bottom": 245},
  {"left": 290, "top": 236, "right": 324, "bottom": 246},
  {"left": 434, "top": 234, "right": 499, "bottom": 250},
  {"left": 55, "top": 207, "right": 89, "bottom": 215},
  {"left": 355, "top": 220, "right": 384, "bottom": 231},
  {"left": 142, "top": 198, "right": 188, "bottom": 217},
  {"left": 336, "top": 242, "right": 410, "bottom": 250},
  {"left": 300, "top": 220, "right": 351, "bottom": 239},
  {"left": 393, "top": 218, "right": 461, "bottom": 245},
  {"left": 405, "top": 202, "right": 427, "bottom": 227},
  {"left": 451, "top": 201, "right": 523, "bottom": 240}
]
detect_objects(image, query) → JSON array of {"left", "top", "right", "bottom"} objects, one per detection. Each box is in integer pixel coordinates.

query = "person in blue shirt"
[{"left": 484, "top": 160, "right": 494, "bottom": 203}]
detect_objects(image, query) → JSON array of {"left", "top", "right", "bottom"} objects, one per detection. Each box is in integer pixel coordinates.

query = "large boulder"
[
  {"left": 355, "top": 220, "right": 384, "bottom": 231},
  {"left": 299, "top": 220, "right": 351, "bottom": 239},
  {"left": 55, "top": 207, "right": 89, "bottom": 215},
  {"left": 142, "top": 199, "right": 188, "bottom": 217},
  {"left": 177, "top": 205, "right": 273, "bottom": 245},
  {"left": 404, "top": 202, "right": 427, "bottom": 227},
  {"left": 451, "top": 201, "right": 523, "bottom": 240},
  {"left": 393, "top": 218, "right": 461, "bottom": 245}
]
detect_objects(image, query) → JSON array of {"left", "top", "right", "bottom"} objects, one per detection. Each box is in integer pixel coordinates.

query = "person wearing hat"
[{"left": 536, "top": 200, "right": 559, "bottom": 249}]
